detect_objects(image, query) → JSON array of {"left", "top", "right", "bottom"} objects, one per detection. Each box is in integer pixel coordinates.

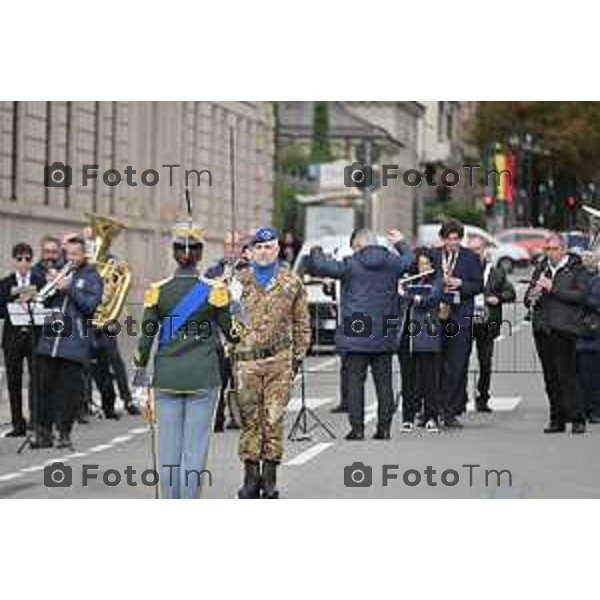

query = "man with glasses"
[
  {"left": 32, "top": 235, "right": 65, "bottom": 283},
  {"left": 0, "top": 243, "right": 45, "bottom": 436},
  {"left": 525, "top": 233, "right": 590, "bottom": 434}
]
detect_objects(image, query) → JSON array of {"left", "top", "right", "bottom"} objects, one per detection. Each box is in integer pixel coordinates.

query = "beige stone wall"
[
  {"left": 343, "top": 101, "right": 420, "bottom": 234},
  {"left": 0, "top": 101, "right": 275, "bottom": 301}
]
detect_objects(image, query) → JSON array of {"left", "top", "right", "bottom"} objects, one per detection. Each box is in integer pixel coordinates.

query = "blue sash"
[{"left": 158, "top": 279, "right": 211, "bottom": 350}]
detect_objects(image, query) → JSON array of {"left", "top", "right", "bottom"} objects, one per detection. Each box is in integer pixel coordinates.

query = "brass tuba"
[{"left": 85, "top": 213, "right": 132, "bottom": 328}]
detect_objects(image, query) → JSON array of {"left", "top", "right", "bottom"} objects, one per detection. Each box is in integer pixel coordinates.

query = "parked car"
[
  {"left": 417, "top": 223, "right": 530, "bottom": 273},
  {"left": 293, "top": 234, "right": 392, "bottom": 351},
  {"left": 495, "top": 227, "right": 552, "bottom": 260},
  {"left": 561, "top": 230, "right": 591, "bottom": 253}
]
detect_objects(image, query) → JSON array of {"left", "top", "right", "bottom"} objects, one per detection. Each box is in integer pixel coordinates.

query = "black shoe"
[
  {"left": 444, "top": 416, "right": 463, "bottom": 429},
  {"left": 330, "top": 405, "right": 349, "bottom": 414},
  {"left": 476, "top": 399, "right": 493, "bottom": 412},
  {"left": 103, "top": 410, "right": 121, "bottom": 421},
  {"left": 6, "top": 425, "right": 27, "bottom": 437},
  {"left": 261, "top": 460, "right": 280, "bottom": 499},
  {"left": 238, "top": 461, "right": 261, "bottom": 499},
  {"left": 372, "top": 423, "right": 391, "bottom": 440},
  {"left": 124, "top": 402, "right": 141, "bottom": 416},
  {"left": 543, "top": 423, "right": 566, "bottom": 433},
  {"left": 345, "top": 426, "right": 364, "bottom": 441},
  {"left": 31, "top": 435, "right": 53, "bottom": 449},
  {"left": 213, "top": 421, "right": 225, "bottom": 433},
  {"left": 56, "top": 433, "right": 73, "bottom": 450},
  {"left": 77, "top": 414, "right": 89, "bottom": 424},
  {"left": 572, "top": 422, "right": 586, "bottom": 434},
  {"left": 225, "top": 419, "right": 240, "bottom": 430}
]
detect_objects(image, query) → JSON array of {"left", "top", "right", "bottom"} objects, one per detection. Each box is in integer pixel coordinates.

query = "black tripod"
[
  {"left": 288, "top": 361, "right": 335, "bottom": 442},
  {"left": 17, "top": 299, "right": 41, "bottom": 454}
]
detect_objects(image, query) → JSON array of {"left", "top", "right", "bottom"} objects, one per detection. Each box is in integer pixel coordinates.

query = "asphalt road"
[{"left": 1, "top": 279, "right": 600, "bottom": 499}]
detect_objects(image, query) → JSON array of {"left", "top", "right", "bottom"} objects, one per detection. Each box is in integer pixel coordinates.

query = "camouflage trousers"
[{"left": 236, "top": 351, "right": 293, "bottom": 463}]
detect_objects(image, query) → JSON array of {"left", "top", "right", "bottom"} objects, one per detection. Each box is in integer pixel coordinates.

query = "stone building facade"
[{"left": 0, "top": 101, "right": 275, "bottom": 299}]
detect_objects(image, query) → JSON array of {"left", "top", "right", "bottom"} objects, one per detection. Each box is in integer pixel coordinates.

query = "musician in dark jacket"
[
  {"left": 0, "top": 243, "right": 45, "bottom": 436},
  {"left": 35, "top": 236, "right": 103, "bottom": 449},
  {"left": 525, "top": 233, "right": 590, "bottom": 434},
  {"left": 31, "top": 235, "right": 65, "bottom": 282},
  {"left": 468, "top": 236, "right": 516, "bottom": 412},
  {"left": 432, "top": 220, "right": 484, "bottom": 428},
  {"left": 399, "top": 247, "right": 444, "bottom": 432},
  {"left": 575, "top": 250, "right": 600, "bottom": 423}
]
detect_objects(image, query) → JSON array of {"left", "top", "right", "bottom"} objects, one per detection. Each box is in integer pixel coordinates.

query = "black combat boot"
[
  {"left": 238, "top": 461, "right": 261, "bottom": 499},
  {"left": 261, "top": 460, "right": 280, "bottom": 499}
]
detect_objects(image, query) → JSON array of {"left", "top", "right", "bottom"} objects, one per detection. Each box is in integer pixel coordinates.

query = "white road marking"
[
  {"left": 467, "top": 396, "right": 522, "bottom": 412},
  {"left": 287, "top": 397, "right": 334, "bottom": 411},
  {"left": 0, "top": 472, "right": 25, "bottom": 482},
  {"left": 88, "top": 444, "right": 113, "bottom": 453},
  {"left": 20, "top": 465, "right": 47, "bottom": 473},
  {"left": 128, "top": 427, "right": 148, "bottom": 435},
  {"left": 283, "top": 442, "right": 334, "bottom": 467},
  {"left": 110, "top": 435, "right": 133, "bottom": 444},
  {"left": 364, "top": 402, "right": 378, "bottom": 424},
  {"left": 309, "top": 357, "right": 338, "bottom": 372},
  {"left": 62, "top": 452, "right": 89, "bottom": 459}
]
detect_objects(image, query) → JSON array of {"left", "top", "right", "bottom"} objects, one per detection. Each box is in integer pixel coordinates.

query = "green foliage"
[
  {"left": 272, "top": 175, "right": 301, "bottom": 234},
  {"left": 473, "top": 102, "right": 600, "bottom": 181},
  {"left": 425, "top": 199, "right": 487, "bottom": 229},
  {"left": 311, "top": 101, "right": 332, "bottom": 163}
]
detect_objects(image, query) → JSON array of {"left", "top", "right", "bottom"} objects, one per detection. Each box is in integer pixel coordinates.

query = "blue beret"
[{"left": 252, "top": 227, "right": 278, "bottom": 245}]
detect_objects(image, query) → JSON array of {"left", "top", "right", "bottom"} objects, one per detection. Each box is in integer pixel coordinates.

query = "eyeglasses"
[{"left": 15, "top": 256, "right": 32, "bottom": 262}]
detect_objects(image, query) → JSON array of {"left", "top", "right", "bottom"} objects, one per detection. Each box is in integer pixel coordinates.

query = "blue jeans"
[{"left": 156, "top": 388, "right": 218, "bottom": 499}]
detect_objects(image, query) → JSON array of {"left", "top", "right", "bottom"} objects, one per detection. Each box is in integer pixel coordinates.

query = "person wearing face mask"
[
  {"left": 0, "top": 243, "right": 45, "bottom": 436},
  {"left": 233, "top": 227, "right": 311, "bottom": 499}
]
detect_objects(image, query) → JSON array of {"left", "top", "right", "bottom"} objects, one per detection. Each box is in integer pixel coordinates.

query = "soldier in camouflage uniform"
[
  {"left": 134, "top": 223, "right": 240, "bottom": 499},
  {"left": 233, "top": 227, "right": 310, "bottom": 499}
]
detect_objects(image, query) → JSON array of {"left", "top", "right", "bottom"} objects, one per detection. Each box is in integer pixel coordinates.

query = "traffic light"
[
  {"left": 566, "top": 195, "right": 577, "bottom": 210},
  {"left": 484, "top": 195, "right": 495, "bottom": 216}
]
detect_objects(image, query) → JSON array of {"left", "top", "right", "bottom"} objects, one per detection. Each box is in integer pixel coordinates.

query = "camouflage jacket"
[
  {"left": 134, "top": 266, "right": 239, "bottom": 393},
  {"left": 234, "top": 263, "right": 310, "bottom": 361}
]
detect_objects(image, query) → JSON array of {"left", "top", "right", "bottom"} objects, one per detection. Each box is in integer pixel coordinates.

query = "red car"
[{"left": 495, "top": 228, "right": 552, "bottom": 260}]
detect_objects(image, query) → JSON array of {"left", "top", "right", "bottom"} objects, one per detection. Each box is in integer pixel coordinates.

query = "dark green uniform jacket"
[{"left": 134, "top": 266, "right": 238, "bottom": 394}]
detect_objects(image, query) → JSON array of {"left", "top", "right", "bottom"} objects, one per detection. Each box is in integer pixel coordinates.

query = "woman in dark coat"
[{"left": 400, "top": 247, "right": 444, "bottom": 432}]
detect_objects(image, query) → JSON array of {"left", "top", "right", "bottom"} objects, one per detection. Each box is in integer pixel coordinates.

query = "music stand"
[
  {"left": 288, "top": 361, "right": 335, "bottom": 442},
  {"left": 7, "top": 301, "right": 51, "bottom": 454}
]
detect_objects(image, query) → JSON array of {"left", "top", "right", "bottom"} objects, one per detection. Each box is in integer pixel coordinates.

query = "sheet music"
[{"left": 7, "top": 302, "right": 53, "bottom": 326}]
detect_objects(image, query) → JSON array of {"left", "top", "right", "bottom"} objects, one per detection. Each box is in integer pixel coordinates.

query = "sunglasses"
[{"left": 15, "top": 256, "right": 32, "bottom": 262}]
